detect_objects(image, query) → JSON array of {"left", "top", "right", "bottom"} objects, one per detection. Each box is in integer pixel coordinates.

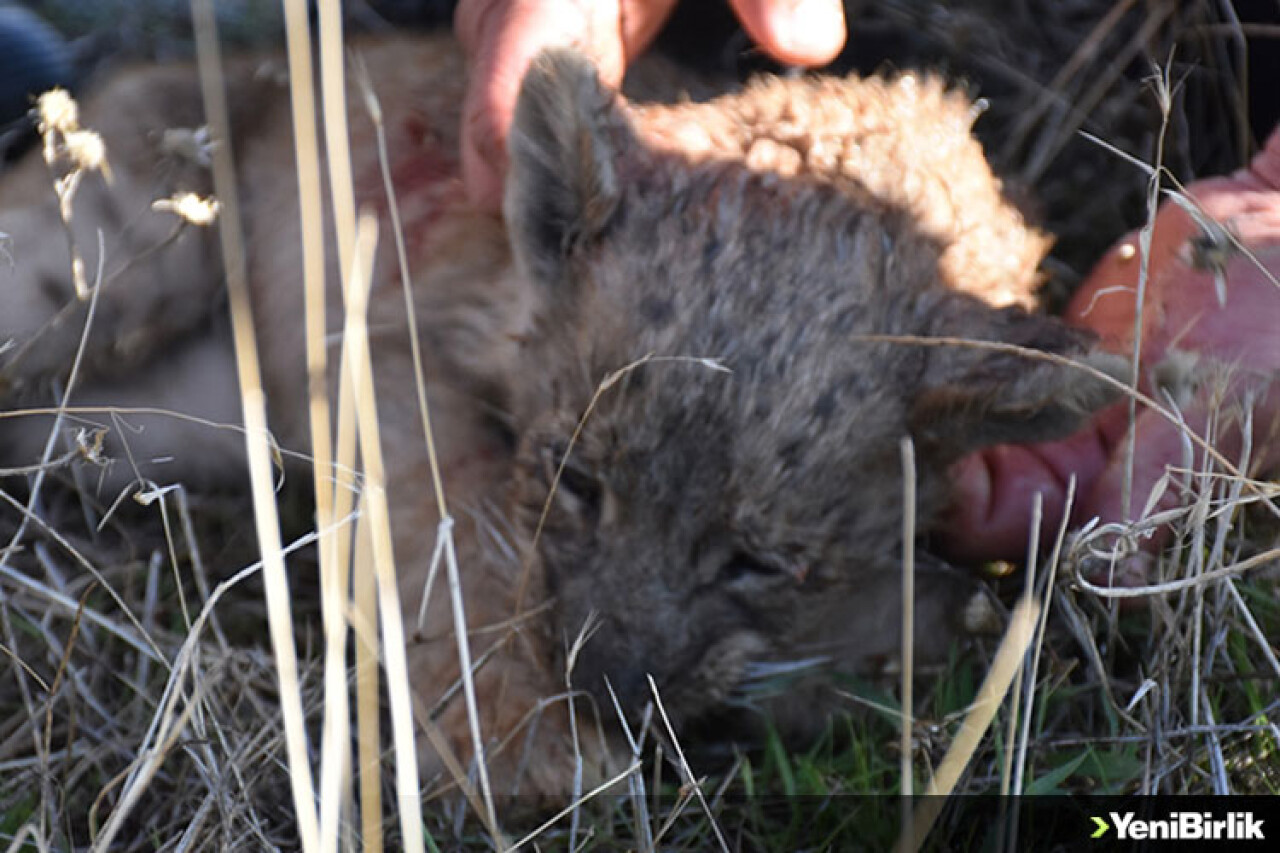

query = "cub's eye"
[
  {"left": 557, "top": 462, "right": 601, "bottom": 509},
  {"left": 541, "top": 441, "right": 602, "bottom": 523},
  {"left": 717, "top": 550, "right": 782, "bottom": 584}
]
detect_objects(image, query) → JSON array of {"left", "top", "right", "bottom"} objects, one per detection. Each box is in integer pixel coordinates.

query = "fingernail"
[{"left": 776, "top": 0, "right": 846, "bottom": 65}]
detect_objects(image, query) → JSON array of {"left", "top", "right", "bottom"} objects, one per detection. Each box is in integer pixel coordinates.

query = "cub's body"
[{"left": 0, "top": 34, "right": 1110, "bottom": 794}]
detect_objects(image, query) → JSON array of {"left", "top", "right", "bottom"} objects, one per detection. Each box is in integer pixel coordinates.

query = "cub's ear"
[
  {"left": 909, "top": 294, "right": 1126, "bottom": 455},
  {"left": 504, "top": 48, "right": 626, "bottom": 299}
]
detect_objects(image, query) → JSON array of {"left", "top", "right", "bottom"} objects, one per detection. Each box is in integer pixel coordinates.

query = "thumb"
[{"left": 943, "top": 412, "right": 1119, "bottom": 562}]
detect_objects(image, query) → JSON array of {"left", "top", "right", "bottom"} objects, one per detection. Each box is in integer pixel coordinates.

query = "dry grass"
[{"left": 1, "top": 0, "right": 1278, "bottom": 850}]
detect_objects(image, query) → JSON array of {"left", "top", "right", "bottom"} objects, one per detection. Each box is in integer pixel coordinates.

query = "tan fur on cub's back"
[{"left": 629, "top": 73, "right": 1049, "bottom": 309}]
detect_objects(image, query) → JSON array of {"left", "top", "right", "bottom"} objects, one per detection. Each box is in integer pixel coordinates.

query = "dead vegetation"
[{"left": 1, "top": 0, "right": 1277, "bottom": 850}]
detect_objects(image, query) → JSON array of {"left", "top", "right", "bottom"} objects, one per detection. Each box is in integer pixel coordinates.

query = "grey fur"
[
  {"left": 501, "top": 50, "right": 1116, "bottom": 728},
  {"left": 0, "top": 36, "right": 1119, "bottom": 781}
]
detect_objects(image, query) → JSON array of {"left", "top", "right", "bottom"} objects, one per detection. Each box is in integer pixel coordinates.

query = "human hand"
[
  {"left": 946, "top": 127, "right": 1280, "bottom": 566},
  {"left": 455, "top": 0, "right": 848, "bottom": 211}
]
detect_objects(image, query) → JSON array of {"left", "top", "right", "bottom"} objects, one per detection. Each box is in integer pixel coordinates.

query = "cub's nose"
[{"left": 561, "top": 620, "right": 653, "bottom": 719}]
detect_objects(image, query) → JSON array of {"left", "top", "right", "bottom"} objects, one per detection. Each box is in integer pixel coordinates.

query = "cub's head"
[{"left": 501, "top": 51, "right": 1115, "bottom": 728}]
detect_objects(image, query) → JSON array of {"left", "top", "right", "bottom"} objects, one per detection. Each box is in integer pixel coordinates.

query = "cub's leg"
[
  {"left": 1, "top": 331, "right": 245, "bottom": 492},
  {"left": 0, "top": 60, "right": 287, "bottom": 490},
  {"left": 0, "top": 59, "right": 283, "bottom": 396}
]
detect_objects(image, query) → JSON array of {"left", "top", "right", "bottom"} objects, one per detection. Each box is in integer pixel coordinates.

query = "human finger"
[
  {"left": 456, "top": 0, "right": 630, "bottom": 211},
  {"left": 943, "top": 410, "right": 1119, "bottom": 563},
  {"left": 727, "top": 0, "right": 847, "bottom": 66}
]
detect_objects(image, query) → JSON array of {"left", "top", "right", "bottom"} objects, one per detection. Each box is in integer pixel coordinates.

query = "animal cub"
[{"left": 0, "top": 34, "right": 1115, "bottom": 796}]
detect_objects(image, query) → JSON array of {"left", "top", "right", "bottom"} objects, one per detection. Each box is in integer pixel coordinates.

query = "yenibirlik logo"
[{"left": 1091, "top": 811, "right": 1265, "bottom": 841}]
